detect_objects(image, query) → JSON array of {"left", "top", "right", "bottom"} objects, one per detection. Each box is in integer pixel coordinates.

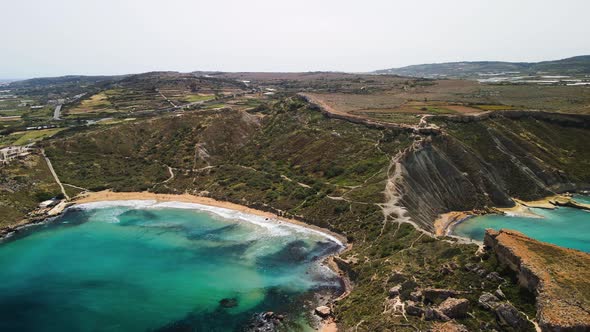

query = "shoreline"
[
  {"left": 74, "top": 191, "right": 349, "bottom": 245},
  {"left": 14, "top": 190, "right": 352, "bottom": 332},
  {"left": 434, "top": 211, "right": 475, "bottom": 237}
]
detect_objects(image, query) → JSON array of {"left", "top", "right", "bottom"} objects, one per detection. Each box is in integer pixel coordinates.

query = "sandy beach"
[
  {"left": 434, "top": 211, "right": 474, "bottom": 236},
  {"left": 75, "top": 190, "right": 348, "bottom": 245}
]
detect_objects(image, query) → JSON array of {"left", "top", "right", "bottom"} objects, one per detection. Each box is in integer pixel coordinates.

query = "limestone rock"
[
  {"left": 405, "top": 300, "right": 424, "bottom": 317},
  {"left": 423, "top": 288, "right": 459, "bottom": 302},
  {"left": 389, "top": 271, "right": 406, "bottom": 283},
  {"left": 478, "top": 292, "right": 501, "bottom": 310},
  {"left": 409, "top": 290, "right": 423, "bottom": 302},
  {"left": 438, "top": 297, "right": 469, "bottom": 319},
  {"left": 424, "top": 307, "right": 450, "bottom": 322},
  {"left": 315, "top": 306, "right": 332, "bottom": 318},
  {"left": 486, "top": 271, "right": 504, "bottom": 283},
  {"left": 485, "top": 229, "right": 590, "bottom": 331},
  {"left": 388, "top": 284, "right": 402, "bottom": 298},
  {"left": 495, "top": 303, "right": 529, "bottom": 330}
]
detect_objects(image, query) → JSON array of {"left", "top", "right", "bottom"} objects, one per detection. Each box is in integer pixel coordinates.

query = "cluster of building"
[{"left": 0, "top": 145, "right": 33, "bottom": 165}]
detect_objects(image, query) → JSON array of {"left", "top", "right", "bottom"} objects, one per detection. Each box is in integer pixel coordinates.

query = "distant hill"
[
  {"left": 374, "top": 55, "right": 590, "bottom": 78},
  {"left": 8, "top": 75, "right": 124, "bottom": 88}
]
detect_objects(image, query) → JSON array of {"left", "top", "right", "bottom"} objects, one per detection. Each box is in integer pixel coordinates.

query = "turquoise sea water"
[
  {"left": 453, "top": 197, "right": 590, "bottom": 252},
  {"left": 0, "top": 201, "right": 342, "bottom": 332}
]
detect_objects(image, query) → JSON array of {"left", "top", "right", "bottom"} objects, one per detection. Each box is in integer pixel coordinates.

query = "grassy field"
[
  {"left": 181, "top": 94, "right": 215, "bottom": 103},
  {"left": 67, "top": 91, "right": 115, "bottom": 114},
  {"left": 4, "top": 128, "right": 65, "bottom": 147}
]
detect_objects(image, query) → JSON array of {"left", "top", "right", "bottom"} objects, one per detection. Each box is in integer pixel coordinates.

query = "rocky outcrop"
[
  {"left": 388, "top": 284, "right": 402, "bottom": 297},
  {"left": 478, "top": 292, "right": 501, "bottom": 311},
  {"left": 314, "top": 306, "right": 332, "bottom": 318},
  {"left": 437, "top": 298, "right": 469, "bottom": 319},
  {"left": 495, "top": 303, "right": 531, "bottom": 331},
  {"left": 423, "top": 288, "right": 465, "bottom": 303},
  {"left": 405, "top": 300, "right": 425, "bottom": 317},
  {"left": 485, "top": 229, "right": 590, "bottom": 331},
  {"left": 246, "top": 312, "right": 285, "bottom": 332}
]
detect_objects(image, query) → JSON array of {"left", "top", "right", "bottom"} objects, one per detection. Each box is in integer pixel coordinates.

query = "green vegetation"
[
  {"left": 0, "top": 154, "right": 62, "bottom": 227},
  {"left": 413, "top": 105, "right": 455, "bottom": 114},
  {"left": 11, "top": 128, "right": 64, "bottom": 146},
  {"left": 34, "top": 98, "right": 549, "bottom": 330},
  {"left": 2, "top": 71, "right": 590, "bottom": 331},
  {"left": 375, "top": 55, "right": 590, "bottom": 77},
  {"left": 182, "top": 94, "right": 215, "bottom": 103}
]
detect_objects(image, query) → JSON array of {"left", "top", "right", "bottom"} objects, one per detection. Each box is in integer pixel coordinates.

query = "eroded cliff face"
[
  {"left": 484, "top": 229, "right": 590, "bottom": 332},
  {"left": 394, "top": 115, "right": 590, "bottom": 232}
]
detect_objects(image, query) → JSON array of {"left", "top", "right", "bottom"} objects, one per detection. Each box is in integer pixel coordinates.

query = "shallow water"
[
  {"left": 0, "top": 201, "right": 342, "bottom": 331},
  {"left": 453, "top": 199, "right": 590, "bottom": 252}
]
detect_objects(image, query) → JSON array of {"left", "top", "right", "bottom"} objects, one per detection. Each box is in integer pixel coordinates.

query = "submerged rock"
[
  {"left": 219, "top": 298, "right": 239, "bottom": 308},
  {"left": 246, "top": 312, "right": 284, "bottom": 332}
]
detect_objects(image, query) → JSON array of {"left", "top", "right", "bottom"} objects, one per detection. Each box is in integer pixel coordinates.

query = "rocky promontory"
[{"left": 484, "top": 229, "right": 590, "bottom": 331}]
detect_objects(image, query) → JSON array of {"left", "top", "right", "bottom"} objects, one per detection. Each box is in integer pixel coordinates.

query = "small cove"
[
  {"left": 0, "top": 201, "right": 343, "bottom": 331},
  {"left": 453, "top": 196, "right": 590, "bottom": 253}
]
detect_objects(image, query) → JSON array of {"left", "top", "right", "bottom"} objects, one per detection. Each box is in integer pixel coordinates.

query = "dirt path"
[
  {"left": 41, "top": 149, "right": 70, "bottom": 200},
  {"left": 63, "top": 183, "right": 90, "bottom": 192},
  {"left": 158, "top": 91, "right": 177, "bottom": 108},
  {"left": 163, "top": 166, "right": 174, "bottom": 183}
]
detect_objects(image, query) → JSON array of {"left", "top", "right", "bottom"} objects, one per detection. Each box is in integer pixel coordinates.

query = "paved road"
[{"left": 53, "top": 104, "right": 62, "bottom": 120}]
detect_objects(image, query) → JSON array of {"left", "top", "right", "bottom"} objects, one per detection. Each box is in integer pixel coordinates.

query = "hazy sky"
[{"left": 1, "top": 0, "right": 589, "bottom": 78}]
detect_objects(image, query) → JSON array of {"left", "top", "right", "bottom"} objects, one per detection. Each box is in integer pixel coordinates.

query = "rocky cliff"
[
  {"left": 484, "top": 229, "right": 590, "bottom": 332},
  {"left": 395, "top": 114, "right": 590, "bottom": 232}
]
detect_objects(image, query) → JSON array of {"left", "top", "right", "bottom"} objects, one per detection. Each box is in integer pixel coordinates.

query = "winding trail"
[{"left": 163, "top": 166, "right": 175, "bottom": 183}]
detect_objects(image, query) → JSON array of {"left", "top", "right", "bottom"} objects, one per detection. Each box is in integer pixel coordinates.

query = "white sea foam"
[
  {"left": 73, "top": 200, "right": 345, "bottom": 247},
  {"left": 76, "top": 200, "right": 158, "bottom": 210}
]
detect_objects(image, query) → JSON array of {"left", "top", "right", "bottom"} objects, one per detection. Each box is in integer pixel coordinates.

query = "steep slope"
[{"left": 396, "top": 115, "right": 590, "bottom": 232}]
